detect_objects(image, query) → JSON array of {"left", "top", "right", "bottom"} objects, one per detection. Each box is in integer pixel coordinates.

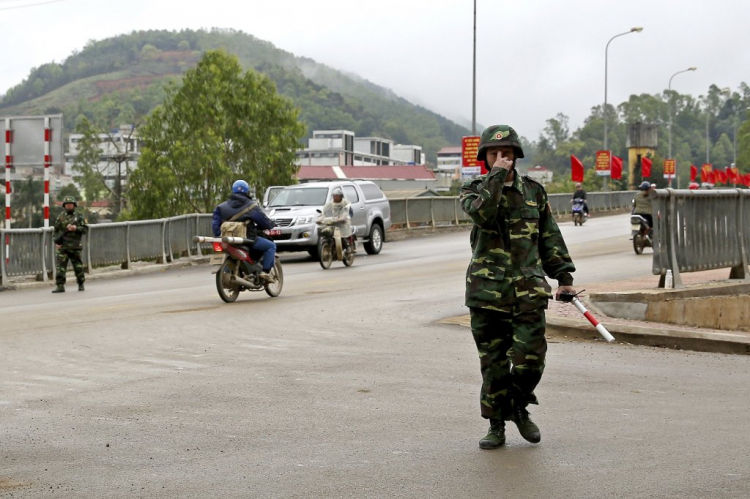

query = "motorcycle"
[
  {"left": 630, "top": 215, "right": 653, "bottom": 255},
  {"left": 193, "top": 234, "right": 283, "bottom": 302},
  {"left": 571, "top": 198, "right": 587, "bottom": 226},
  {"left": 315, "top": 213, "right": 356, "bottom": 269}
]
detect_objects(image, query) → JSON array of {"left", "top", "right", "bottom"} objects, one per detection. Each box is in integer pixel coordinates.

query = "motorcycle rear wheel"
[
  {"left": 319, "top": 239, "right": 333, "bottom": 269},
  {"left": 216, "top": 259, "right": 241, "bottom": 303},
  {"left": 633, "top": 234, "right": 644, "bottom": 255},
  {"left": 264, "top": 259, "right": 284, "bottom": 297}
]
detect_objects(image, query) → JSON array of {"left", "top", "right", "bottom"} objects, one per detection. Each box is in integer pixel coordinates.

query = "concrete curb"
[
  {"left": 439, "top": 314, "right": 750, "bottom": 356},
  {"left": 1, "top": 257, "right": 210, "bottom": 292}
]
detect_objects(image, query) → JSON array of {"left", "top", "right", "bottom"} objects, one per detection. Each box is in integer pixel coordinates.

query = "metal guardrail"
[
  {"left": 0, "top": 191, "right": 636, "bottom": 284},
  {"left": 1, "top": 214, "right": 213, "bottom": 284},
  {"left": 388, "top": 191, "right": 637, "bottom": 228},
  {"left": 651, "top": 188, "right": 749, "bottom": 288}
]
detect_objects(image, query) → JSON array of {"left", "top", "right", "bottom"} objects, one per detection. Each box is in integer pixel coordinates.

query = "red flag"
[
  {"left": 642, "top": 157, "right": 652, "bottom": 177},
  {"left": 701, "top": 164, "right": 713, "bottom": 183},
  {"left": 571, "top": 155, "right": 584, "bottom": 182},
  {"left": 744, "top": 174, "right": 750, "bottom": 187},
  {"left": 690, "top": 164, "right": 698, "bottom": 182},
  {"left": 728, "top": 166, "right": 740, "bottom": 184},
  {"left": 707, "top": 172, "right": 716, "bottom": 184},
  {"left": 611, "top": 156, "right": 623, "bottom": 180},
  {"left": 716, "top": 170, "right": 727, "bottom": 184}
]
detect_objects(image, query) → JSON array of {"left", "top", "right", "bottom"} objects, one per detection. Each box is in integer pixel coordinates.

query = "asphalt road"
[{"left": 2, "top": 214, "right": 749, "bottom": 498}]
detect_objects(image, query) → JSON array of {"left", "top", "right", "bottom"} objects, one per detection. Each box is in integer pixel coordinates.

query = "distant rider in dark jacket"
[
  {"left": 571, "top": 182, "right": 589, "bottom": 217},
  {"left": 212, "top": 180, "right": 277, "bottom": 280}
]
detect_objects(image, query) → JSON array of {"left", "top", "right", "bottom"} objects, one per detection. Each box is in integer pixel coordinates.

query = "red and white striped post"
[
  {"left": 4, "top": 118, "right": 12, "bottom": 265},
  {"left": 43, "top": 117, "right": 51, "bottom": 228}
]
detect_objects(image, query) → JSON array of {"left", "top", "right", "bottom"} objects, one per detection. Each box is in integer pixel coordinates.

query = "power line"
[{"left": 0, "top": 0, "right": 68, "bottom": 11}]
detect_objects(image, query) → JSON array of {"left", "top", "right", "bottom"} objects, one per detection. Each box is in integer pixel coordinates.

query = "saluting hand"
[{"left": 493, "top": 156, "right": 514, "bottom": 171}]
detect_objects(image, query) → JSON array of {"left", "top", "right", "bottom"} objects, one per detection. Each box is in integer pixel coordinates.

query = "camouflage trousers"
[
  {"left": 469, "top": 306, "right": 547, "bottom": 420},
  {"left": 55, "top": 248, "right": 85, "bottom": 286}
]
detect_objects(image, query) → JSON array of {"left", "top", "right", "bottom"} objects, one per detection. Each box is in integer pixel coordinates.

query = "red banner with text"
[{"left": 595, "top": 150, "right": 611, "bottom": 176}]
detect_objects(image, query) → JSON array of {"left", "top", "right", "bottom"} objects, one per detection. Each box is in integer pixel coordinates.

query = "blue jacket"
[{"left": 212, "top": 193, "right": 275, "bottom": 237}]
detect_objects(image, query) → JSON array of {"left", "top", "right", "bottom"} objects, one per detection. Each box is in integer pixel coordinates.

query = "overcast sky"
[{"left": 1, "top": 0, "right": 748, "bottom": 141}]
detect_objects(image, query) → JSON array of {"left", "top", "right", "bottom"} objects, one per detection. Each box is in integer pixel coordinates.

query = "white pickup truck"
[{"left": 263, "top": 181, "right": 391, "bottom": 257}]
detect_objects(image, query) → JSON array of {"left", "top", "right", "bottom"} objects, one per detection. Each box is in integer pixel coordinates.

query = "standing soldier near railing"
[
  {"left": 460, "top": 124, "right": 577, "bottom": 450},
  {"left": 52, "top": 196, "right": 88, "bottom": 293}
]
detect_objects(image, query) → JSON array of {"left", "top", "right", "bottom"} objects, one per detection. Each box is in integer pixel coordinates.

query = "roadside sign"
[
  {"left": 595, "top": 150, "right": 611, "bottom": 176},
  {"left": 663, "top": 159, "right": 676, "bottom": 179}
]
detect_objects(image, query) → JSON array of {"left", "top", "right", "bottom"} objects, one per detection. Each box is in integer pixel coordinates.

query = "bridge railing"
[
  {"left": 1, "top": 190, "right": 636, "bottom": 284},
  {"left": 651, "top": 188, "right": 749, "bottom": 288},
  {"left": 389, "top": 191, "right": 637, "bottom": 228},
  {"left": 1, "top": 214, "right": 214, "bottom": 285}
]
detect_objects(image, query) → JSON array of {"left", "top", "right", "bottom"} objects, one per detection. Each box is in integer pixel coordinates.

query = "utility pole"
[{"left": 472, "top": 0, "right": 477, "bottom": 135}]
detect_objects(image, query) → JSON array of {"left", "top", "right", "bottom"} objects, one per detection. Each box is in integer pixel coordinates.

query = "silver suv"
[{"left": 263, "top": 181, "right": 391, "bottom": 257}]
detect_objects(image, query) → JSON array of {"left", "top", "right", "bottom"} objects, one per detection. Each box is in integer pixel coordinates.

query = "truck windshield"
[{"left": 269, "top": 187, "right": 329, "bottom": 207}]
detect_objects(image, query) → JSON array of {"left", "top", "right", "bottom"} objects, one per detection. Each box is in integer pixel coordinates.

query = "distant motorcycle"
[
  {"left": 316, "top": 212, "right": 356, "bottom": 269},
  {"left": 571, "top": 198, "right": 587, "bottom": 226},
  {"left": 193, "top": 234, "right": 283, "bottom": 302},
  {"left": 630, "top": 215, "right": 652, "bottom": 254}
]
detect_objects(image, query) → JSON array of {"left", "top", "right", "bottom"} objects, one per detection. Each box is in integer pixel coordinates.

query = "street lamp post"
[
  {"left": 603, "top": 27, "right": 643, "bottom": 191},
  {"left": 472, "top": 0, "right": 476, "bottom": 135},
  {"left": 667, "top": 67, "right": 696, "bottom": 188},
  {"left": 603, "top": 27, "right": 643, "bottom": 151}
]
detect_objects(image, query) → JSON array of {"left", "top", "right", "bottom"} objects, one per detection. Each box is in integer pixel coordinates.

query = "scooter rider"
[
  {"left": 632, "top": 181, "right": 654, "bottom": 235},
  {"left": 571, "top": 182, "right": 589, "bottom": 217},
  {"left": 212, "top": 180, "right": 276, "bottom": 280},
  {"left": 317, "top": 187, "right": 354, "bottom": 250}
]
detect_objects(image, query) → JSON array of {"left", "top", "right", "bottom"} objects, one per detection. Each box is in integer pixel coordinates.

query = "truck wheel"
[{"left": 364, "top": 224, "right": 384, "bottom": 255}]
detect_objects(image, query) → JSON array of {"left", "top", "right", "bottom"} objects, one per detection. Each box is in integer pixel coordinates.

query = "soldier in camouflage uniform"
[
  {"left": 460, "top": 125, "right": 577, "bottom": 449},
  {"left": 52, "top": 196, "right": 88, "bottom": 293}
]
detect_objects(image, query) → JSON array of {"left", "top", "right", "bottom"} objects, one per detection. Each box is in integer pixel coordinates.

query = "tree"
[
  {"left": 737, "top": 115, "right": 750, "bottom": 172},
  {"left": 128, "top": 50, "right": 306, "bottom": 219},
  {"left": 72, "top": 117, "right": 107, "bottom": 202}
]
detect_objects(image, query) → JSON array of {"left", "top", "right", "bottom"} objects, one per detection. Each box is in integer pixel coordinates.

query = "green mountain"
[{"left": 0, "top": 28, "right": 469, "bottom": 163}]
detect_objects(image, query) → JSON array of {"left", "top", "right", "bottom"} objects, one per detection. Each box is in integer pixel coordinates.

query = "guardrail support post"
[
  {"left": 454, "top": 198, "right": 460, "bottom": 225},
  {"left": 0, "top": 230, "right": 6, "bottom": 285},
  {"left": 730, "top": 189, "right": 748, "bottom": 280},
  {"left": 161, "top": 219, "right": 168, "bottom": 265},
  {"left": 194, "top": 215, "right": 202, "bottom": 257},
  {"left": 405, "top": 198, "right": 410, "bottom": 231},
  {"left": 186, "top": 217, "right": 192, "bottom": 258},
  {"left": 430, "top": 198, "right": 436, "bottom": 228},
  {"left": 665, "top": 190, "right": 683, "bottom": 288},
  {"left": 40, "top": 230, "right": 48, "bottom": 282},
  {"left": 125, "top": 222, "right": 131, "bottom": 269},
  {"left": 86, "top": 228, "right": 93, "bottom": 274}
]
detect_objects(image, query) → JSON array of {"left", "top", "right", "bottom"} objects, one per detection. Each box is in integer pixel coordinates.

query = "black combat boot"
[
  {"left": 511, "top": 406, "right": 541, "bottom": 443},
  {"left": 78, "top": 282, "right": 85, "bottom": 292},
  {"left": 51, "top": 285, "right": 65, "bottom": 293},
  {"left": 479, "top": 419, "right": 506, "bottom": 450}
]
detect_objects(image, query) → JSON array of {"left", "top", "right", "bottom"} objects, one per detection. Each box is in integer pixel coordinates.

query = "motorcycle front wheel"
[
  {"left": 343, "top": 247, "right": 355, "bottom": 267},
  {"left": 216, "top": 259, "right": 241, "bottom": 303},
  {"left": 264, "top": 259, "right": 284, "bottom": 297},
  {"left": 319, "top": 239, "right": 334, "bottom": 269}
]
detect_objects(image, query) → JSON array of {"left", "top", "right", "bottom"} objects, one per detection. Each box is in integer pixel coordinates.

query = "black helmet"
[
  {"left": 639, "top": 181, "right": 651, "bottom": 191},
  {"left": 476, "top": 124, "right": 525, "bottom": 162}
]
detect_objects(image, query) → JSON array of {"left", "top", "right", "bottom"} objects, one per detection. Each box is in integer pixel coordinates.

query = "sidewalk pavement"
[{"left": 442, "top": 269, "right": 750, "bottom": 356}]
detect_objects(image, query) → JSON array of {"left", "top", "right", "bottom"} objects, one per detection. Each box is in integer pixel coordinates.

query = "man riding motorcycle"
[
  {"left": 317, "top": 187, "right": 354, "bottom": 251},
  {"left": 632, "top": 181, "right": 654, "bottom": 238},
  {"left": 212, "top": 180, "right": 277, "bottom": 281},
  {"left": 571, "top": 182, "right": 589, "bottom": 217}
]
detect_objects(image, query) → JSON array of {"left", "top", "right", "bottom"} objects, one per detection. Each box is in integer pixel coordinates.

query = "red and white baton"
[{"left": 560, "top": 292, "right": 615, "bottom": 343}]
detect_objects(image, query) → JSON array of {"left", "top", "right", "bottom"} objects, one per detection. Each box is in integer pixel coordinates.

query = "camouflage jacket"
[
  {"left": 460, "top": 167, "right": 575, "bottom": 312},
  {"left": 53, "top": 211, "right": 88, "bottom": 250}
]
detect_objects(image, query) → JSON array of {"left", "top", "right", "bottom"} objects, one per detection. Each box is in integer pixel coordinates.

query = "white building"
[
  {"left": 435, "top": 146, "right": 463, "bottom": 192},
  {"left": 391, "top": 144, "right": 424, "bottom": 165},
  {"left": 65, "top": 125, "right": 141, "bottom": 191},
  {"left": 523, "top": 165, "right": 553, "bottom": 185},
  {"left": 295, "top": 130, "right": 423, "bottom": 167}
]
